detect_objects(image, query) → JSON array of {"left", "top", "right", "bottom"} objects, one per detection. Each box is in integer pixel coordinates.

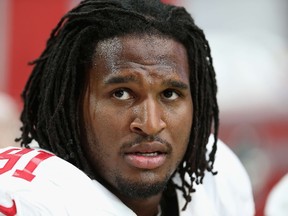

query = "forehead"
[
  {"left": 96, "top": 34, "right": 187, "bottom": 60},
  {"left": 91, "top": 34, "right": 189, "bottom": 81}
]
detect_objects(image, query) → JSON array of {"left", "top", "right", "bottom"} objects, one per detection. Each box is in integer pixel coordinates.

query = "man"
[{"left": 0, "top": 0, "right": 255, "bottom": 215}]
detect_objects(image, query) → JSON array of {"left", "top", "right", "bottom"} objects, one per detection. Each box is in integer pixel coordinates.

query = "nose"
[{"left": 130, "top": 98, "right": 166, "bottom": 136}]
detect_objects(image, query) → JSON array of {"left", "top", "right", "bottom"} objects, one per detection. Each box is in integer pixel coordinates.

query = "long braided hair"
[{"left": 18, "top": 0, "right": 219, "bottom": 209}]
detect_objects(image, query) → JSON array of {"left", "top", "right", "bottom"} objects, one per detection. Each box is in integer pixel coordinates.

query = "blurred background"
[{"left": 0, "top": 0, "right": 287, "bottom": 215}]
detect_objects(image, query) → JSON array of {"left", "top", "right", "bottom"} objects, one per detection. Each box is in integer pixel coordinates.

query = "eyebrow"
[
  {"left": 104, "top": 75, "right": 138, "bottom": 85},
  {"left": 163, "top": 79, "right": 189, "bottom": 90},
  {"left": 104, "top": 75, "right": 189, "bottom": 90}
]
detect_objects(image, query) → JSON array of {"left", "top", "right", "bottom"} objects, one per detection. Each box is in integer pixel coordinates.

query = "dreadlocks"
[{"left": 18, "top": 0, "right": 219, "bottom": 209}]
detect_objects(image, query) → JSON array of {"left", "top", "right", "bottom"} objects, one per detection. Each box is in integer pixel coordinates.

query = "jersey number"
[{"left": 0, "top": 148, "right": 54, "bottom": 182}]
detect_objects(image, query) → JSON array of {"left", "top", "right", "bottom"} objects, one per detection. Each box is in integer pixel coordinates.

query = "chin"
[{"left": 114, "top": 172, "right": 171, "bottom": 199}]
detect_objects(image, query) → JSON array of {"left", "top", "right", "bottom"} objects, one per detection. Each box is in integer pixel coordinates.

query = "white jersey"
[
  {"left": 176, "top": 137, "right": 255, "bottom": 216},
  {"left": 265, "top": 173, "right": 288, "bottom": 216},
  {"left": 0, "top": 137, "right": 255, "bottom": 216},
  {"left": 0, "top": 147, "right": 135, "bottom": 216}
]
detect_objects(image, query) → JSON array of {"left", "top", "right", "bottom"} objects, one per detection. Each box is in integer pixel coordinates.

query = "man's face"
[{"left": 82, "top": 34, "right": 193, "bottom": 199}]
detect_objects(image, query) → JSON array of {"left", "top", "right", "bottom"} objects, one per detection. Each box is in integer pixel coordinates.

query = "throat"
[
  {"left": 117, "top": 186, "right": 180, "bottom": 216},
  {"left": 159, "top": 186, "right": 179, "bottom": 216},
  {"left": 120, "top": 193, "right": 162, "bottom": 216}
]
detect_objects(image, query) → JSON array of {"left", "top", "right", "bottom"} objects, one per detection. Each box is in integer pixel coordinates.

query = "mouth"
[
  {"left": 123, "top": 142, "right": 169, "bottom": 170},
  {"left": 134, "top": 151, "right": 163, "bottom": 156}
]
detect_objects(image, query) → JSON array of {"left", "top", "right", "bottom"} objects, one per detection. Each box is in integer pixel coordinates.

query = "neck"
[
  {"left": 94, "top": 176, "right": 164, "bottom": 215},
  {"left": 119, "top": 193, "right": 162, "bottom": 216}
]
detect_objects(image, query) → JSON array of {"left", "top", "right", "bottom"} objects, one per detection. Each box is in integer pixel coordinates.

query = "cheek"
[
  {"left": 85, "top": 99, "right": 129, "bottom": 146},
  {"left": 83, "top": 104, "right": 117, "bottom": 172},
  {"left": 172, "top": 100, "right": 192, "bottom": 124},
  {"left": 167, "top": 102, "right": 193, "bottom": 151}
]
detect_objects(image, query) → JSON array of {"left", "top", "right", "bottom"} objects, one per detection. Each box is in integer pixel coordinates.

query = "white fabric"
[
  {"left": 176, "top": 137, "right": 255, "bottom": 216},
  {"left": 0, "top": 137, "right": 255, "bottom": 216},
  {"left": 0, "top": 147, "right": 134, "bottom": 216},
  {"left": 265, "top": 173, "right": 288, "bottom": 216}
]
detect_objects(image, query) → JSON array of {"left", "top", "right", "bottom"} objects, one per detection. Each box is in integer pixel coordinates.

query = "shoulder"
[
  {"left": 0, "top": 146, "right": 124, "bottom": 215},
  {"left": 265, "top": 173, "right": 288, "bottom": 215},
  {"left": 0, "top": 146, "right": 68, "bottom": 215},
  {"left": 176, "top": 136, "right": 255, "bottom": 216},
  {"left": 209, "top": 137, "right": 251, "bottom": 183},
  {"left": 0, "top": 146, "right": 84, "bottom": 183},
  {"left": 207, "top": 137, "right": 255, "bottom": 215}
]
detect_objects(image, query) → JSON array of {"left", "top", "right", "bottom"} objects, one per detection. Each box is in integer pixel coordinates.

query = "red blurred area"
[
  {"left": 7, "top": 0, "right": 70, "bottom": 107},
  {"left": 220, "top": 117, "right": 288, "bottom": 216}
]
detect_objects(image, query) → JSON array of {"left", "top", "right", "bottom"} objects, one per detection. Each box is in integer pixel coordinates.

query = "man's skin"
[{"left": 82, "top": 34, "right": 193, "bottom": 216}]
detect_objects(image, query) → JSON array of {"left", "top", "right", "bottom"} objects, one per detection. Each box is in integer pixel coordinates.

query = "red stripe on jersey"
[
  {"left": 0, "top": 148, "right": 54, "bottom": 182},
  {"left": 13, "top": 150, "right": 54, "bottom": 182},
  {"left": 0, "top": 199, "right": 17, "bottom": 216}
]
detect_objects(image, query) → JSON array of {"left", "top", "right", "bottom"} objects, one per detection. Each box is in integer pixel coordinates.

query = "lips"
[{"left": 123, "top": 142, "right": 169, "bottom": 170}]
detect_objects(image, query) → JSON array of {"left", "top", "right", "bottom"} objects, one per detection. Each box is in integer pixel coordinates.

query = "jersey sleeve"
[
  {"left": 0, "top": 146, "right": 136, "bottom": 216},
  {"left": 265, "top": 173, "right": 288, "bottom": 216},
  {"left": 0, "top": 147, "right": 68, "bottom": 216},
  {"left": 204, "top": 137, "right": 256, "bottom": 216},
  {"left": 175, "top": 136, "right": 255, "bottom": 216}
]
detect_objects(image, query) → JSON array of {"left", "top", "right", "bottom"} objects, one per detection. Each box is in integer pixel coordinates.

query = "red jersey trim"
[{"left": 0, "top": 199, "right": 17, "bottom": 216}]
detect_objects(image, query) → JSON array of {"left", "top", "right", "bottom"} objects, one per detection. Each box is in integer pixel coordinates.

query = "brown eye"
[
  {"left": 113, "top": 89, "right": 132, "bottom": 100},
  {"left": 162, "top": 90, "right": 179, "bottom": 100}
]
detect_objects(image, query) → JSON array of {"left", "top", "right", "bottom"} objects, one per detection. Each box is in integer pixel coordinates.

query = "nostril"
[
  {"left": 130, "top": 113, "right": 166, "bottom": 136},
  {"left": 131, "top": 127, "right": 143, "bottom": 133}
]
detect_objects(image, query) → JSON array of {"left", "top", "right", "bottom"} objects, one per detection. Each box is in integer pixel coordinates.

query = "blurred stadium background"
[{"left": 0, "top": 0, "right": 287, "bottom": 215}]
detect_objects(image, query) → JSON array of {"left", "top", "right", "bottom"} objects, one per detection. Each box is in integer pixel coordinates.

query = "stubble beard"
[{"left": 114, "top": 170, "right": 174, "bottom": 199}]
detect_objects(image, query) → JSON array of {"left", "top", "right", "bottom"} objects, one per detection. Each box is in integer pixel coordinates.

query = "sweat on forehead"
[{"left": 93, "top": 34, "right": 184, "bottom": 69}]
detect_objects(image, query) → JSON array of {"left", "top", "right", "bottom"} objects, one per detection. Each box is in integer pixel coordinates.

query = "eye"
[
  {"left": 112, "top": 89, "right": 132, "bottom": 100},
  {"left": 162, "top": 89, "right": 180, "bottom": 100}
]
